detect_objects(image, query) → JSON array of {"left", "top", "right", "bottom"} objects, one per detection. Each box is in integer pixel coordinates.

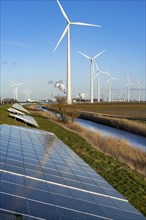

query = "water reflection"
[{"left": 76, "top": 118, "right": 146, "bottom": 151}]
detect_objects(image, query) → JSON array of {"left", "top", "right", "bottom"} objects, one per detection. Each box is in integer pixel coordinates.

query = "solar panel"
[
  {"left": 9, "top": 114, "right": 39, "bottom": 127},
  {"left": 0, "top": 124, "right": 145, "bottom": 220},
  {"left": 12, "top": 103, "right": 30, "bottom": 114},
  {"left": 7, "top": 108, "right": 25, "bottom": 116}
]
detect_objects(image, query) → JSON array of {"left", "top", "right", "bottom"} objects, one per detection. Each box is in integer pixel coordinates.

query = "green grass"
[
  {"left": 1, "top": 105, "right": 146, "bottom": 216},
  {"left": 33, "top": 113, "right": 146, "bottom": 216},
  {"left": 0, "top": 105, "right": 28, "bottom": 126}
]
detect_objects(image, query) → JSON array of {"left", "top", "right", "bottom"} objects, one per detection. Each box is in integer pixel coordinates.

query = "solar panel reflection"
[
  {"left": 0, "top": 124, "right": 145, "bottom": 220},
  {"left": 12, "top": 103, "right": 30, "bottom": 114},
  {"left": 9, "top": 114, "right": 39, "bottom": 127}
]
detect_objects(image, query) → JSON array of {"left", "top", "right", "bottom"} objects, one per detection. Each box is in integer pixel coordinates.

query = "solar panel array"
[
  {"left": 9, "top": 114, "right": 39, "bottom": 127},
  {"left": 12, "top": 103, "right": 30, "bottom": 114},
  {"left": 7, "top": 107, "right": 25, "bottom": 116},
  {"left": 0, "top": 124, "right": 145, "bottom": 220}
]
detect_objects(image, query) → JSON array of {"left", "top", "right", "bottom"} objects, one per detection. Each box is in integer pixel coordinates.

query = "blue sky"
[{"left": 1, "top": 0, "right": 145, "bottom": 101}]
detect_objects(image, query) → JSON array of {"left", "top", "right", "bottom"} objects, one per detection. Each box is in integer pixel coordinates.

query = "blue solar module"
[
  {"left": 9, "top": 114, "right": 39, "bottom": 127},
  {"left": 7, "top": 107, "right": 25, "bottom": 116},
  {"left": 12, "top": 103, "right": 30, "bottom": 114},
  {"left": 0, "top": 124, "right": 145, "bottom": 220}
]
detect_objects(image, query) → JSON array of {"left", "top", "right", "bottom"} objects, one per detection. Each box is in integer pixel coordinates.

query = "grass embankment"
[
  {"left": 26, "top": 109, "right": 146, "bottom": 216},
  {"left": 79, "top": 113, "right": 146, "bottom": 137},
  {"left": 1, "top": 105, "right": 146, "bottom": 216},
  {"left": 0, "top": 104, "right": 28, "bottom": 126},
  {"left": 67, "top": 122, "right": 146, "bottom": 176}
]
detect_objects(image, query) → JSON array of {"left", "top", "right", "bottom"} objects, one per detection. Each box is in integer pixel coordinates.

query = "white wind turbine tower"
[
  {"left": 24, "top": 89, "right": 30, "bottom": 101},
  {"left": 124, "top": 76, "right": 134, "bottom": 102},
  {"left": 10, "top": 81, "right": 24, "bottom": 100},
  {"left": 77, "top": 50, "right": 105, "bottom": 103},
  {"left": 9, "top": 84, "right": 16, "bottom": 100},
  {"left": 24, "top": 89, "right": 28, "bottom": 101},
  {"left": 105, "top": 70, "right": 118, "bottom": 102},
  {"left": 94, "top": 61, "right": 106, "bottom": 102},
  {"left": 54, "top": 0, "right": 101, "bottom": 104},
  {"left": 137, "top": 81, "right": 144, "bottom": 102}
]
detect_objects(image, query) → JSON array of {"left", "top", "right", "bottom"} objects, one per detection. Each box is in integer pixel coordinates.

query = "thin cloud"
[
  {"left": 2, "top": 60, "right": 8, "bottom": 64},
  {"left": 12, "top": 62, "right": 18, "bottom": 65},
  {"left": 1, "top": 40, "right": 30, "bottom": 48}
]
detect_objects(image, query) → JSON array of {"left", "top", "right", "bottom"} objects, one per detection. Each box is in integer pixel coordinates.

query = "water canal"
[{"left": 37, "top": 106, "right": 146, "bottom": 151}]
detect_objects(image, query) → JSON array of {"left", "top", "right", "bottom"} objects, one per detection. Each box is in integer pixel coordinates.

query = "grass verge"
[{"left": 67, "top": 122, "right": 146, "bottom": 176}]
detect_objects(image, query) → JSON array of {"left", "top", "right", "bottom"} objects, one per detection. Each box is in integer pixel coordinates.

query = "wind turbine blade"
[
  {"left": 130, "top": 82, "right": 134, "bottom": 86},
  {"left": 93, "top": 49, "right": 106, "bottom": 60},
  {"left": 111, "top": 77, "right": 118, "bottom": 80},
  {"left": 140, "top": 85, "right": 145, "bottom": 88},
  {"left": 106, "top": 70, "right": 110, "bottom": 77},
  {"left": 76, "top": 50, "right": 91, "bottom": 59},
  {"left": 106, "top": 79, "right": 110, "bottom": 87},
  {"left": 9, "top": 84, "right": 14, "bottom": 87},
  {"left": 10, "top": 80, "right": 16, "bottom": 86},
  {"left": 17, "top": 82, "right": 24, "bottom": 86},
  {"left": 57, "top": 0, "right": 70, "bottom": 22},
  {"left": 94, "top": 61, "right": 99, "bottom": 72},
  {"left": 53, "top": 25, "right": 69, "bottom": 52},
  {"left": 124, "top": 84, "right": 128, "bottom": 88},
  {"left": 71, "top": 22, "right": 101, "bottom": 27},
  {"left": 100, "top": 71, "right": 107, "bottom": 74},
  {"left": 95, "top": 65, "right": 107, "bottom": 75}
]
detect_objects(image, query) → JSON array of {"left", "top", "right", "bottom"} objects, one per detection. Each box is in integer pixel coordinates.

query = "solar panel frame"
[
  {"left": 12, "top": 103, "right": 30, "bottom": 114},
  {"left": 7, "top": 108, "right": 25, "bottom": 116},
  {"left": 0, "top": 124, "right": 145, "bottom": 220},
  {"left": 9, "top": 114, "right": 39, "bottom": 127}
]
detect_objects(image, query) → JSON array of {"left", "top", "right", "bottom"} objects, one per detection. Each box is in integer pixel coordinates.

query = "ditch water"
[{"left": 37, "top": 106, "right": 146, "bottom": 151}]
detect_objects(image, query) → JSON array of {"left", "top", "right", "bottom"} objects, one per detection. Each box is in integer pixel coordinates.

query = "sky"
[{"left": 0, "top": 0, "right": 145, "bottom": 101}]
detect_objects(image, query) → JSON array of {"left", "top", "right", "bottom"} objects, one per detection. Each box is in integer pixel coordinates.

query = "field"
[
  {"left": 75, "top": 102, "right": 146, "bottom": 118},
  {"left": 45, "top": 102, "right": 146, "bottom": 119},
  {"left": 1, "top": 104, "right": 146, "bottom": 216}
]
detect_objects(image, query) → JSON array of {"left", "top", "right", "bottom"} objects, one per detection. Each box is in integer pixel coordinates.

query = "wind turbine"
[
  {"left": 94, "top": 61, "right": 106, "bottom": 102},
  {"left": 137, "top": 81, "right": 144, "bottom": 102},
  {"left": 10, "top": 81, "right": 24, "bottom": 101},
  {"left": 9, "top": 84, "right": 16, "bottom": 100},
  {"left": 124, "top": 76, "right": 134, "bottom": 102},
  {"left": 105, "top": 70, "right": 118, "bottom": 102},
  {"left": 77, "top": 50, "right": 105, "bottom": 103},
  {"left": 54, "top": 0, "right": 101, "bottom": 104},
  {"left": 24, "top": 89, "right": 31, "bottom": 101}
]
